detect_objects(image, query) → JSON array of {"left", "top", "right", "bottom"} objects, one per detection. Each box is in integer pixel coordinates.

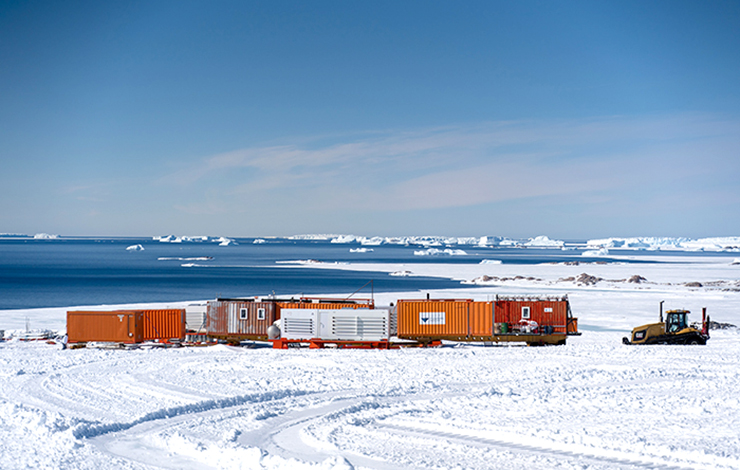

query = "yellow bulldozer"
[{"left": 623, "top": 301, "right": 710, "bottom": 345}]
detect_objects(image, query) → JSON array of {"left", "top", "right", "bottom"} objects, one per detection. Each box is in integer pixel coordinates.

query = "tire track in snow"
[
  {"left": 375, "top": 422, "right": 706, "bottom": 470},
  {"left": 237, "top": 385, "right": 489, "bottom": 470},
  {"left": 75, "top": 389, "right": 311, "bottom": 439}
]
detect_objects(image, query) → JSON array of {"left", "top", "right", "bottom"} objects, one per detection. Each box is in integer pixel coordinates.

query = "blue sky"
[{"left": 1, "top": 1, "right": 739, "bottom": 238}]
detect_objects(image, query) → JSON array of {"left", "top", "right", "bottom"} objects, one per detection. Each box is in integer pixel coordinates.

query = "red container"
[
  {"left": 67, "top": 311, "right": 144, "bottom": 344},
  {"left": 206, "top": 301, "right": 279, "bottom": 341},
  {"left": 140, "top": 309, "right": 186, "bottom": 341},
  {"left": 494, "top": 296, "right": 570, "bottom": 333}
]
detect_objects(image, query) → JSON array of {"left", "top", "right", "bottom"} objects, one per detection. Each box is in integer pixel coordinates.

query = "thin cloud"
[{"left": 160, "top": 114, "right": 740, "bottom": 215}]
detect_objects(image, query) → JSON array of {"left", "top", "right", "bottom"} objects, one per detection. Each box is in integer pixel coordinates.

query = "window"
[
  {"left": 240, "top": 308, "right": 248, "bottom": 320},
  {"left": 257, "top": 308, "right": 266, "bottom": 320},
  {"left": 521, "top": 306, "right": 531, "bottom": 320}
]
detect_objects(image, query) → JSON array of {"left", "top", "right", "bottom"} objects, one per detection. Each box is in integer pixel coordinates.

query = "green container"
[{"left": 501, "top": 322, "right": 509, "bottom": 334}]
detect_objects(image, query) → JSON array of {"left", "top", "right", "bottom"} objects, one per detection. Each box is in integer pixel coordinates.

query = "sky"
[{"left": 1, "top": 0, "right": 739, "bottom": 239}]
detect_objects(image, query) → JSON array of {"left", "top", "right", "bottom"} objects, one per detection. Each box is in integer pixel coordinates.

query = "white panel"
[
  {"left": 321, "top": 309, "right": 390, "bottom": 341},
  {"left": 185, "top": 304, "right": 207, "bottom": 332},
  {"left": 419, "top": 311, "right": 446, "bottom": 325},
  {"left": 281, "top": 308, "right": 318, "bottom": 340}
]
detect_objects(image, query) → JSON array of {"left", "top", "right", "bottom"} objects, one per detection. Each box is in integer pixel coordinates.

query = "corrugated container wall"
[
  {"left": 67, "top": 311, "right": 144, "bottom": 344},
  {"left": 397, "top": 300, "right": 476, "bottom": 339},
  {"left": 140, "top": 309, "right": 186, "bottom": 341},
  {"left": 207, "top": 301, "right": 278, "bottom": 340},
  {"left": 494, "top": 299, "right": 569, "bottom": 333},
  {"left": 275, "top": 301, "right": 373, "bottom": 311}
]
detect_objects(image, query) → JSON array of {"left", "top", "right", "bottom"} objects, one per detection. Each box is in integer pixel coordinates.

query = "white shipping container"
[
  {"left": 280, "top": 308, "right": 390, "bottom": 341},
  {"left": 185, "top": 303, "right": 207, "bottom": 333}
]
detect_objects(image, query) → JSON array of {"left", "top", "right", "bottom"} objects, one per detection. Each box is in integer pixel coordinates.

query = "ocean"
[{"left": 0, "top": 236, "right": 719, "bottom": 310}]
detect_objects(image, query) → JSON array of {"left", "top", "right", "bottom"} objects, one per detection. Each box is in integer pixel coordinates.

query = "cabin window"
[
  {"left": 521, "top": 306, "right": 531, "bottom": 320},
  {"left": 257, "top": 308, "right": 266, "bottom": 320},
  {"left": 240, "top": 308, "right": 248, "bottom": 320}
]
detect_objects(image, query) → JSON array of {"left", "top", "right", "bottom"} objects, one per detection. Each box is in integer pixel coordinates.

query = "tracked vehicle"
[{"left": 623, "top": 302, "right": 710, "bottom": 345}]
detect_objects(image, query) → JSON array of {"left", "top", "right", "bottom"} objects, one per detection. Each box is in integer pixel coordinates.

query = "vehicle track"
[{"left": 81, "top": 379, "right": 723, "bottom": 470}]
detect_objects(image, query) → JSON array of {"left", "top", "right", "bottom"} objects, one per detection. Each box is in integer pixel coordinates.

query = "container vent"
[
  {"left": 284, "top": 318, "right": 314, "bottom": 337},
  {"left": 332, "top": 317, "right": 388, "bottom": 338}
]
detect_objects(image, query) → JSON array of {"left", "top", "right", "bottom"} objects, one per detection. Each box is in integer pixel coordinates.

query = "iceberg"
[
  {"left": 125, "top": 244, "right": 144, "bottom": 251},
  {"left": 524, "top": 236, "right": 565, "bottom": 248},
  {"left": 414, "top": 248, "right": 468, "bottom": 256},
  {"left": 33, "top": 233, "right": 59, "bottom": 239},
  {"left": 586, "top": 237, "right": 740, "bottom": 252},
  {"left": 215, "top": 237, "right": 238, "bottom": 246},
  {"left": 582, "top": 248, "right": 609, "bottom": 257}
]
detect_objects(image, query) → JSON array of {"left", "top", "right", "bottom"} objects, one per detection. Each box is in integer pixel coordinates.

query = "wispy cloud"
[{"left": 159, "top": 114, "right": 740, "bottom": 216}]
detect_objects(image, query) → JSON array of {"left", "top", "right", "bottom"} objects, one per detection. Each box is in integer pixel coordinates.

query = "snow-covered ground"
[{"left": 2, "top": 255, "right": 740, "bottom": 469}]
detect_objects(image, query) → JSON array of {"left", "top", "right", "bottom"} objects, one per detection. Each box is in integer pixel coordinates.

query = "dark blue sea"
[{"left": 0, "top": 237, "right": 712, "bottom": 310}]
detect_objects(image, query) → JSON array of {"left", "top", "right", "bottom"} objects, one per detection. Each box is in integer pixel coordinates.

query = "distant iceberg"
[
  {"left": 350, "top": 248, "right": 374, "bottom": 253},
  {"left": 524, "top": 236, "right": 565, "bottom": 248},
  {"left": 479, "top": 259, "right": 502, "bottom": 264},
  {"left": 126, "top": 244, "right": 144, "bottom": 251},
  {"left": 414, "top": 248, "right": 468, "bottom": 256},
  {"left": 33, "top": 233, "right": 59, "bottom": 239},
  {"left": 215, "top": 237, "right": 238, "bottom": 246},
  {"left": 253, "top": 239, "right": 266, "bottom": 244},
  {"left": 153, "top": 235, "right": 213, "bottom": 243},
  {"left": 586, "top": 237, "right": 740, "bottom": 252},
  {"left": 582, "top": 248, "right": 609, "bottom": 257},
  {"left": 327, "top": 234, "right": 531, "bottom": 247}
]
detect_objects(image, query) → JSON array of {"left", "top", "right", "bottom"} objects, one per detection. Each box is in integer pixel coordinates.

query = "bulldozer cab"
[{"left": 665, "top": 309, "right": 689, "bottom": 333}]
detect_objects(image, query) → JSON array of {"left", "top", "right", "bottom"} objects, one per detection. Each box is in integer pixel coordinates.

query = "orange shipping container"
[
  {"left": 397, "top": 296, "right": 578, "bottom": 345},
  {"left": 67, "top": 311, "right": 144, "bottom": 344},
  {"left": 397, "top": 300, "right": 477, "bottom": 340},
  {"left": 140, "top": 309, "right": 186, "bottom": 341}
]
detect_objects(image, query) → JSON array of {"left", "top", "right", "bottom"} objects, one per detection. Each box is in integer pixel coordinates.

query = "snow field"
[
  {"left": 1, "top": 254, "right": 740, "bottom": 469},
  {"left": 2, "top": 329, "right": 740, "bottom": 470}
]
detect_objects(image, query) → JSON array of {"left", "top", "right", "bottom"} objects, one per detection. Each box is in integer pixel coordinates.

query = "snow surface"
[{"left": 2, "top": 254, "right": 740, "bottom": 469}]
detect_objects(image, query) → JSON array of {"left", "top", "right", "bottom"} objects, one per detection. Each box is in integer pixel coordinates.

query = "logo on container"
[{"left": 419, "top": 311, "right": 446, "bottom": 325}]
